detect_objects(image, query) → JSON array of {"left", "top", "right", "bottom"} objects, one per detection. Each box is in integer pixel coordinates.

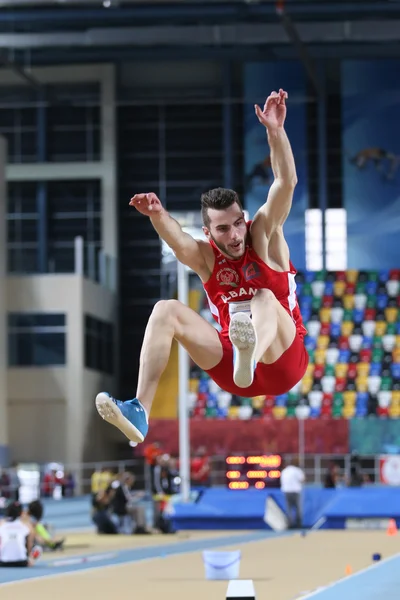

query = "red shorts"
[{"left": 205, "top": 331, "right": 309, "bottom": 397}]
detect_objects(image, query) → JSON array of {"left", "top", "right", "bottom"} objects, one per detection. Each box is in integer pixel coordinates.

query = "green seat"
[
  {"left": 315, "top": 270, "right": 326, "bottom": 282},
  {"left": 303, "top": 283, "right": 312, "bottom": 296},
  {"left": 334, "top": 392, "right": 344, "bottom": 404},
  {"left": 286, "top": 406, "right": 296, "bottom": 417},
  {"left": 367, "top": 295, "right": 377, "bottom": 308},
  {"left": 333, "top": 396, "right": 344, "bottom": 408},
  {"left": 387, "top": 323, "right": 397, "bottom": 335},
  {"left": 356, "top": 283, "right": 366, "bottom": 294},
  {"left": 241, "top": 397, "right": 252, "bottom": 406},
  {"left": 288, "top": 392, "right": 300, "bottom": 405},
  {"left": 312, "top": 297, "right": 322, "bottom": 310},
  {"left": 372, "top": 348, "right": 384, "bottom": 363},
  {"left": 325, "top": 364, "right": 335, "bottom": 377},
  {"left": 373, "top": 335, "right": 382, "bottom": 348},
  {"left": 381, "top": 377, "right": 393, "bottom": 391},
  {"left": 343, "top": 309, "right": 353, "bottom": 321},
  {"left": 368, "top": 271, "right": 378, "bottom": 282},
  {"left": 205, "top": 407, "right": 217, "bottom": 418},
  {"left": 332, "top": 407, "right": 343, "bottom": 418},
  {"left": 307, "top": 349, "right": 315, "bottom": 363}
]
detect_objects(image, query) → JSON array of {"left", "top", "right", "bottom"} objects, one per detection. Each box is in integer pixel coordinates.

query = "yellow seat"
[
  {"left": 343, "top": 391, "right": 356, "bottom": 405},
  {"left": 343, "top": 405, "right": 356, "bottom": 419},
  {"left": 346, "top": 269, "right": 358, "bottom": 283},
  {"left": 395, "top": 335, "right": 400, "bottom": 349},
  {"left": 385, "top": 307, "right": 398, "bottom": 323},
  {"left": 228, "top": 406, "right": 240, "bottom": 419},
  {"left": 392, "top": 391, "right": 400, "bottom": 404},
  {"left": 343, "top": 294, "right": 355, "bottom": 310},
  {"left": 305, "top": 363, "right": 315, "bottom": 378},
  {"left": 319, "top": 308, "right": 331, "bottom": 323},
  {"left": 252, "top": 396, "right": 265, "bottom": 410},
  {"left": 356, "top": 362, "right": 370, "bottom": 377},
  {"left": 334, "top": 281, "right": 346, "bottom": 297},
  {"left": 388, "top": 406, "right": 400, "bottom": 419},
  {"left": 355, "top": 376, "right": 368, "bottom": 392},
  {"left": 273, "top": 406, "right": 287, "bottom": 419},
  {"left": 189, "top": 378, "right": 199, "bottom": 393},
  {"left": 315, "top": 349, "right": 326, "bottom": 364},
  {"left": 335, "top": 363, "right": 348, "bottom": 378},
  {"left": 392, "top": 348, "right": 400, "bottom": 363},
  {"left": 341, "top": 321, "right": 354, "bottom": 336},
  {"left": 317, "top": 335, "right": 330, "bottom": 350},
  {"left": 375, "top": 321, "right": 387, "bottom": 336},
  {"left": 301, "top": 378, "right": 313, "bottom": 395}
]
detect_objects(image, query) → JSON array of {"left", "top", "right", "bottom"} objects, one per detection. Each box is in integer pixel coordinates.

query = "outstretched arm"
[
  {"left": 252, "top": 90, "right": 297, "bottom": 240},
  {"left": 130, "top": 193, "right": 210, "bottom": 278}
]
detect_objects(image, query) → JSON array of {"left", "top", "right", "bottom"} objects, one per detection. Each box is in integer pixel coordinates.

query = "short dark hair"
[
  {"left": 6, "top": 501, "right": 22, "bottom": 521},
  {"left": 28, "top": 500, "right": 43, "bottom": 522},
  {"left": 200, "top": 188, "right": 243, "bottom": 227}
]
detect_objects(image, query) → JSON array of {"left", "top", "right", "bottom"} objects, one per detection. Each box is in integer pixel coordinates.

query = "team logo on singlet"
[
  {"left": 242, "top": 262, "right": 260, "bottom": 281},
  {"left": 216, "top": 267, "right": 239, "bottom": 287}
]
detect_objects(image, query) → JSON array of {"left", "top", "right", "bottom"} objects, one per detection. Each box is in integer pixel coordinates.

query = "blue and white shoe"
[
  {"left": 95, "top": 392, "right": 149, "bottom": 443},
  {"left": 229, "top": 312, "right": 257, "bottom": 388}
]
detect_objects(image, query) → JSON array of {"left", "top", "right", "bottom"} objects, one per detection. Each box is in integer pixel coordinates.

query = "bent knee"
[
  {"left": 252, "top": 288, "right": 276, "bottom": 303},
  {"left": 151, "top": 299, "right": 182, "bottom": 322}
]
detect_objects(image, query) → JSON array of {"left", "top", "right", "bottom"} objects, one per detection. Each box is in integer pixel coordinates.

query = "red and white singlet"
[{"left": 203, "top": 231, "right": 306, "bottom": 339}]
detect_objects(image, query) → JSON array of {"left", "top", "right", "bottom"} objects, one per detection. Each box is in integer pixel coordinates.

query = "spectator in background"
[
  {"left": 42, "top": 469, "right": 64, "bottom": 498},
  {"left": 324, "top": 462, "right": 342, "bottom": 489},
  {"left": 63, "top": 472, "right": 75, "bottom": 498},
  {"left": 112, "top": 472, "right": 149, "bottom": 535},
  {"left": 92, "top": 484, "right": 118, "bottom": 535},
  {"left": 0, "top": 469, "right": 11, "bottom": 499},
  {"left": 91, "top": 467, "right": 113, "bottom": 499},
  {"left": 190, "top": 447, "right": 211, "bottom": 487},
  {"left": 7, "top": 463, "right": 20, "bottom": 501},
  {"left": 280, "top": 457, "right": 305, "bottom": 530}
]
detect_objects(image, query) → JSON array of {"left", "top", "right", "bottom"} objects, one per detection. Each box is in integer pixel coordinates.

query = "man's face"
[{"left": 203, "top": 203, "right": 247, "bottom": 259}]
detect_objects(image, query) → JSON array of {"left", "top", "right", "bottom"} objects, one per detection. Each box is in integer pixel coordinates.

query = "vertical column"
[
  {"left": 0, "top": 136, "right": 9, "bottom": 466},
  {"left": 100, "top": 65, "right": 118, "bottom": 265},
  {"left": 37, "top": 89, "right": 48, "bottom": 273},
  {"left": 317, "top": 64, "right": 327, "bottom": 270},
  {"left": 222, "top": 61, "right": 233, "bottom": 190}
]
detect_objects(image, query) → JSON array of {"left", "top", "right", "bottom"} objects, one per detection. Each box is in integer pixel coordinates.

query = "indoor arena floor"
[{"left": 0, "top": 529, "right": 399, "bottom": 600}]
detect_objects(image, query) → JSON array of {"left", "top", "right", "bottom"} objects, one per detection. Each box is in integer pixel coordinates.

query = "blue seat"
[
  {"left": 302, "top": 308, "right": 311, "bottom": 322},
  {"left": 207, "top": 394, "right": 218, "bottom": 408},
  {"left": 378, "top": 270, "right": 390, "bottom": 282},
  {"left": 353, "top": 309, "right": 364, "bottom": 324},
  {"left": 330, "top": 323, "right": 341, "bottom": 338},
  {"left": 362, "top": 336, "right": 373, "bottom": 349},
  {"left": 296, "top": 283, "right": 303, "bottom": 297},
  {"left": 366, "top": 281, "right": 377, "bottom": 295},
  {"left": 310, "top": 407, "right": 321, "bottom": 418},
  {"left": 369, "top": 363, "right": 382, "bottom": 376},
  {"left": 301, "top": 296, "right": 312, "bottom": 309},
  {"left": 324, "top": 282, "right": 334, "bottom": 295},
  {"left": 391, "top": 364, "right": 400, "bottom": 379},
  {"left": 339, "top": 349, "right": 350, "bottom": 363},
  {"left": 198, "top": 379, "right": 210, "bottom": 393},
  {"left": 305, "top": 337, "right": 317, "bottom": 351},
  {"left": 275, "top": 394, "right": 288, "bottom": 407},
  {"left": 376, "top": 294, "right": 388, "bottom": 310},
  {"left": 355, "top": 407, "right": 368, "bottom": 417},
  {"left": 217, "top": 407, "right": 228, "bottom": 418},
  {"left": 304, "top": 271, "right": 316, "bottom": 283}
]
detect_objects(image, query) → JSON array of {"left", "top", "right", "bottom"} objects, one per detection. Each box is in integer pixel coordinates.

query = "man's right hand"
[{"left": 129, "top": 193, "right": 164, "bottom": 217}]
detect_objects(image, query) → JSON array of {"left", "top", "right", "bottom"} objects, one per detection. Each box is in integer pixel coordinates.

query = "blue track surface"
[
  {"left": 302, "top": 552, "right": 400, "bottom": 600},
  {"left": 0, "top": 530, "right": 287, "bottom": 586}
]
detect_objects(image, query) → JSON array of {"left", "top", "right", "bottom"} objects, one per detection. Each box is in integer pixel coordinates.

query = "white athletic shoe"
[{"left": 229, "top": 312, "right": 257, "bottom": 388}]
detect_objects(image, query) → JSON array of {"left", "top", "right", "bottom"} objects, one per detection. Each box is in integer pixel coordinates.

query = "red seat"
[
  {"left": 265, "top": 396, "right": 275, "bottom": 407},
  {"left": 321, "top": 405, "right": 332, "bottom": 417},
  {"left": 192, "top": 406, "right": 206, "bottom": 418},
  {"left": 364, "top": 308, "right": 377, "bottom": 321},
  {"left": 323, "top": 393, "right": 333, "bottom": 405},
  {"left": 339, "top": 336, "right": 349, "bottom": 350},
  {"left": 389, "top": 269, "right": 400, "bottom": 280},
  {"left": 335, "top": 377, "right": 347, "bottom": 392},
  {"left": 359, "top": 348, "right": 372, "bottom": 363},
  {"left": 345, "top": 282, "right": 356, "bottom": 294},
  {"left": 336, "top": 271, "right": 346, "bottom": 281},
  {"left": 314, "top": 364, "right": 325, "bottom": 379},
  {"left": 347, "top": 363, "right": 357, "bottom": 379},
  {"left": 377, "top": 407, "right": 389, "bottom": 418},
  {"left": 322, "top": 295, "right": 334, "bottom": 308},
  {"left": 320, "top": 322, "right": 331, "bottom": 336}
]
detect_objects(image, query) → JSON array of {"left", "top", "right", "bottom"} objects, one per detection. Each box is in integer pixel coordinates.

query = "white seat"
[
  {"left": 308, "top": 390, "right": 323, "bottom": 409},
  {"left": 326, "top": 348, "right": 339, "bottom": 365},
  {"left": 307, "top": 321, "right": 321, "bottom": 339},
  {"left": 349, "top": 334, "right": 363, "bottom": 353},
  {"left": 209, "top": 380, "right": 221, "bottom": 394},
  {"left": 354, "top": 294, "right": 367, "bottom": 310},
  {"left": 386, "top": 280, "right": 399, "bottom": 297},
  {"left": 368, "top": 376, "right": 382, "bottom": 395},
  {"left": 378, "top": 390, "right": 392, "bottom": 409},
  {"left": 311, "top": 281, "right": 325, "bottom": 298},
  {"left": 382, "top": 334, "right": 396, "bottom": 353},
  {"left": 238, "top": 405, "right": 253, "bottom": 420},
  {"left": 321, "top": 376, "right": 336, "bottom": 393},
  {"left": 331, "top": 307, "right": 344, "bottom": 324},
  {"left": 188, "top": 392, "right": 198, "bottom": 409},
  {"left": 217, "top": 391, "right": 232, "bottom": 409},
  {"left": 295, "top": 405, "right": 311, "bottom": 419},
  {"left": 362, "top": 321, "right": 376, "bottom": 337}
]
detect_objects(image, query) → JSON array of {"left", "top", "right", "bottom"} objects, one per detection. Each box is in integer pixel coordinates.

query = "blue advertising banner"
[
  {"left": 244, "top": 62, "right": 308, "bottom": 270},
  {"left": 342, "top": 60, "right": 400, "bottom": 269}
]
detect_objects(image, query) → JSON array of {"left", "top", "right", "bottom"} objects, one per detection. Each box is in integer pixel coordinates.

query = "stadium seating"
[{"left": 189, "top": 270, "right": 400, "bottom": 420}]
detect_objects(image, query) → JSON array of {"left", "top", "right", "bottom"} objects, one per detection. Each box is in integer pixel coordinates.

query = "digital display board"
[{"left": 225, "top": 455, "right": 282, "bottom": 489}]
